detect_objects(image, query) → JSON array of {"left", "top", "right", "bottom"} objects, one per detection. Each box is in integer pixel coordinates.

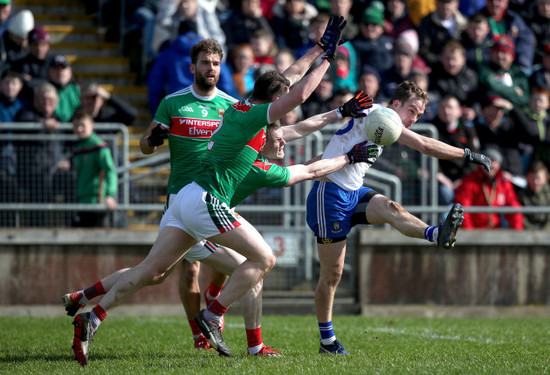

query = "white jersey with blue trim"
[{"left": 323, "top": 103, "right": 396, "bottom": 191}]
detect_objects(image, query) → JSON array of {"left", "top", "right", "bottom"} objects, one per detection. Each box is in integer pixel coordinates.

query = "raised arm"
[
  {"left": 282, "top": 91, "right": 373, "bottom": 142},
  {"left": 282, "top": 16, "right": 346, "bottom": 86}
]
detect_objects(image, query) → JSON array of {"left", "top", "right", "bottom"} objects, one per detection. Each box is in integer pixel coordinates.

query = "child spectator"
[
  {"left": 71, "top": 109, "right": 118, "bottom": 227},
  {"left": 431, "top": 95, "right": 480, "bottom": 206},
  {"left": 273, "top": 48, "right": 295, "bottom": 74},
  {"left": 0, "top": 70, "right": 25, "bottom": 122},
  {"left": 517, "top": 161, "right": 550, "bottom": 230},
  {"left": 357, "top": 65, "right": 385, "bottom": 104},
  {"left": 455, "top": 147, "right": 524, "bottom": 230},
  {"left": 250, "top": 28, "right": 277, "bottom": 69},
  {"left": 332, "top": 45, "right": 358, "bottom": 93},
  {"left": 229, "top": 43, "right": 257, "bottom": 98},
  {"left": 508, "top": 86, "right": 550, "bottom": 173}
]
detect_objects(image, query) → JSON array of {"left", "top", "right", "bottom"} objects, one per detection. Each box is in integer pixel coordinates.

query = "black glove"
[
  {"left": 346, "top": 142, "right": 379, "bottom": 164},
  {"left": 147, "top": 124, "right": 169, "bottom": 147},
  {"left": 317, "top": 16, "right": 347, "bottom": 62},
  {"left": 337, "top": 91, "right": 374, "bottom": 118},
  {"left": 464, "top": 148, "right": 491, "bottom": 172}
]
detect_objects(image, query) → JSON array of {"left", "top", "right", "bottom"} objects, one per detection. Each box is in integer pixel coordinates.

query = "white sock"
[
  {"left": 320, "top": 336, "right": 336, "bottom": 346},
  {"left": 203, "top": 308, "right": 222, "bottom": 324},
  {"left": 248, "top": 343, "right": 263, "bottom": 355},
  {"left": 89, "top": 311, "right": 102, "bottom": 332},
  {"left": 77, "top": 290, "right": 89, "bottom": 304}
]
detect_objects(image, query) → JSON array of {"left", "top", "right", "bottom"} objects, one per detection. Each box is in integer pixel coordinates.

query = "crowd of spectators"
[
  {"left": 0, "top": 1, "right": 139, "bottom": 227},
  {"left": 2, "top": 0, "right": 550, "bottom": 230}
]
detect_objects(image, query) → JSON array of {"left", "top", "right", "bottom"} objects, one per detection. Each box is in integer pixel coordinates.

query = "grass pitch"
[{"left": 1, "top": 315, "right": 549, "bottom": 374}]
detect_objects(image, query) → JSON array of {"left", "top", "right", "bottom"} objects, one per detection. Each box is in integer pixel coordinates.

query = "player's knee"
[
  {"left": 321, "top": 265, "right": 344, "bottom": 287},
  {"left": 385, "top": 199, "right": 405, "bottom": 218}
]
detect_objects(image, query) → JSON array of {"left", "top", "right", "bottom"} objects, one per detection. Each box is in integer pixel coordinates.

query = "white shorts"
[
  {"left": 158, "top": 182, "right": 244, "bottom": 241},
  {"left": 183, "top": 240, "right": 218, "bottom": 262}
]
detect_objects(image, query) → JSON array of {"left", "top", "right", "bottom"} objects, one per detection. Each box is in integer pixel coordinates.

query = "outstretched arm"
[
  {"left": 285, "top": 155, "right": 349, "bottom": 186},
  {"left": 282, "top": 91, "right": 373, "bottom": 142},
  {"left": 399, "top": 127, "right": 491, "bottom": 171},
  {"left": 285, "top": 141, "right": 378, "bottom": 186}
]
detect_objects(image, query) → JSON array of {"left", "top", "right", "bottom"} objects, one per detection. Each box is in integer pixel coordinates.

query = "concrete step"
[
  {"left": 18, "top": 3, "right": 87, "bottom": 17},
  {"left": 63, "top": 55, "right": 130, "bottom": 73},
  {"left": 50, "top": 42, "right": 120, "bottom": 58},
  {"left": 44, "top": 25, "right": 103, "bottom": 43},
  {"left": 74, "top": 72, "right": 137, "bottom": 86},
  {"left": 34, "top": 13, "right": 95, "bottom": 27}
]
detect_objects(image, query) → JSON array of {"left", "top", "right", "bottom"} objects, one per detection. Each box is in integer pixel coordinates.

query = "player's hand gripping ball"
[{"left": 364, "top": 107, "right": 403, "bottom": 146}]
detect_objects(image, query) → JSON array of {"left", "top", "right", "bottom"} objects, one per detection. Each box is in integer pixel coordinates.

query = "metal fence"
[{"left": 1, "top": 122, "right": 549, "bottom": 293}]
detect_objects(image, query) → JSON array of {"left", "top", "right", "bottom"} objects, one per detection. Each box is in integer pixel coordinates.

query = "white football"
[{"left": 364, "top": 107, "right": 403, "bottom": 146}]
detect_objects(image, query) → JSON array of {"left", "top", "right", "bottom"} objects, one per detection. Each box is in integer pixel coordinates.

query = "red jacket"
[{"left": 454, "top": 168, "right": 524, "bottom": 230}]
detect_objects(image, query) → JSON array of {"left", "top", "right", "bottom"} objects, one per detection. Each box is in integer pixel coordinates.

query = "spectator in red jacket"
[{"left": 455, "top": 147, "right": 524, "bottom": 230}]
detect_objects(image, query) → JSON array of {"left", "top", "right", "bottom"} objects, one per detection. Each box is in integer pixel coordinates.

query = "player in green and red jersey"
[{"left": 69, "top": 16, "right": 347, "bottom": 364}]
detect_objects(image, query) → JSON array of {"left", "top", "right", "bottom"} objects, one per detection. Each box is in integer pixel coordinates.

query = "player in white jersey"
[{"left": 306, "top": 81, "right": 492, "bottom": 355}]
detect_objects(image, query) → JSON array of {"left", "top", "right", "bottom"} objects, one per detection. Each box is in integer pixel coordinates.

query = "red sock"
[
  {"left": 84, "top": 281, "right": 105, "bottom": 300},
  {"left": 207, "top": 282, "right": 223, "bottom": 298},
  {"left": 188, "top": 319, "right": 202, "bottom": 336},
  {"left": 246, "top": 327, "right": 263, "bottom": 348},
  {"left": 207, "top": 299, "right": 227, "bottom": 317},
  {"left": 92, "top": 304, "right": 107, "bottom": 322}
]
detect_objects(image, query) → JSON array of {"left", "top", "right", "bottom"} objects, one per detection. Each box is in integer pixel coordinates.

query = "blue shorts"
[{"left": 306, "top": 181, "right": 378, "bottom": 242}]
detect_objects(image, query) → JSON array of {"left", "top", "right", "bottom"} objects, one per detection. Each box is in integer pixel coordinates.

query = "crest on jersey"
[
  {"left": 333, "top": 222, "right": 341, "bottom": 232},
  {"left": 218, "top": 108, "right": 225, "bottom": 117}
]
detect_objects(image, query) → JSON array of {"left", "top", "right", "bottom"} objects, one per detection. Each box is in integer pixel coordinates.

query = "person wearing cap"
[
  {"left": 481, "top": 0, "right": 535, "bottom": 74},
  {"left": 417, "top": 0, "right": 468, "bottom": 66},
  {"left": 351, "top": 1, "right": 394, "bottom": 74},
  {"left": 478, "top": 33, "right": 529, "bottom": 108},
  {"left": 455, "top": 147, "right": 524, "bottom": 230},
  {"left": 47, "top": 54, "right": 81, "bottom": 123},
  {"left": 358, "top": 64, "right": 386, "bottom": 104},
  {"left": 0, "top": 9, "right": 34, "bottom": 72},
  {"left": 11, "top": 26, "right": 54, "bottom": 102}
]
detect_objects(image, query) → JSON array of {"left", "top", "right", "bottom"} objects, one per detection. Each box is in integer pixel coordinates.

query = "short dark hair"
[
  {"left": 249, "top": 71, "right": 290, "bottom": 102},
  {"left": 388, "top": 80, "right": 429, "bottom": 107},
  {"left": 72, "top": 108, "right": 94, "bottom": 123},
  {"left": 1, "top": 70, "right": 21, "bottom": 81},
  {"left": 190, "top": 39, "right": 224, "bottom": 65}
]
